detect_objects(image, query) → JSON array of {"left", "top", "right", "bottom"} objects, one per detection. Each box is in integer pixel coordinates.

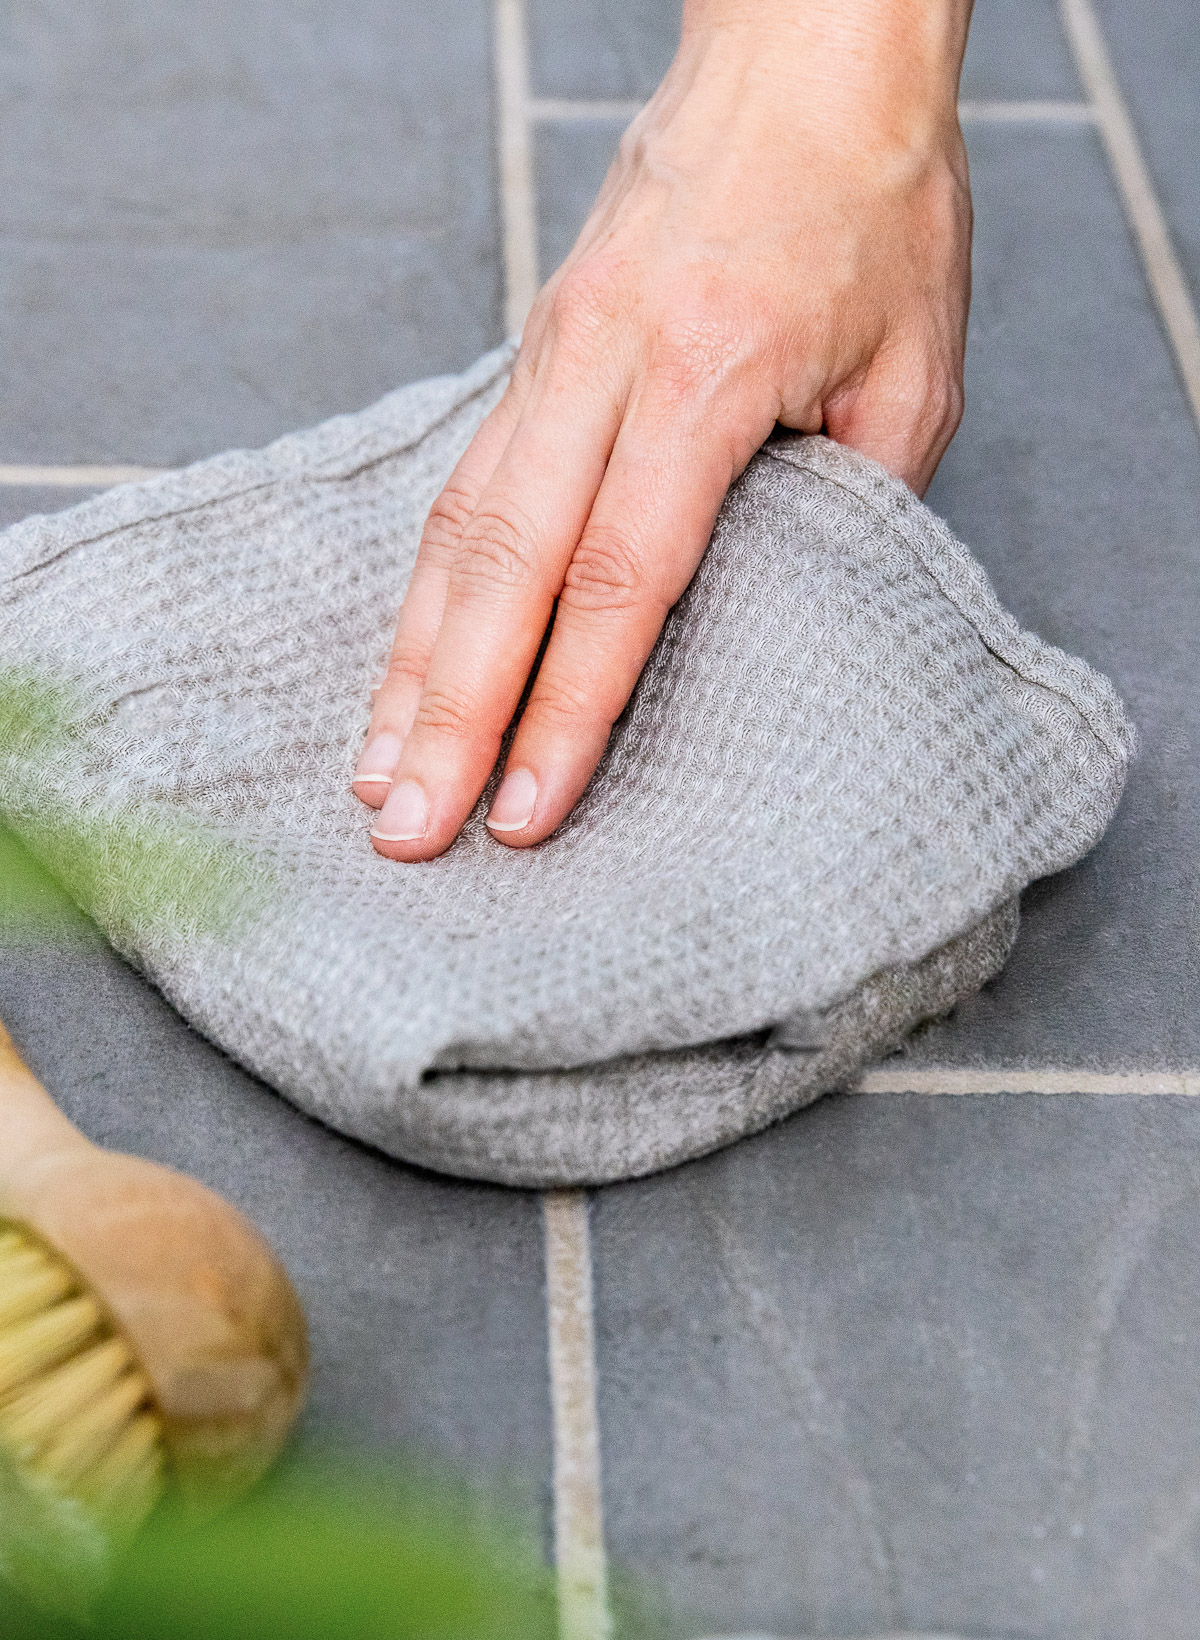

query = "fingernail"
[
  {"left": 486, "top": 767, "right": 538, "bottom": 833},
  {"left": 371, "top": 779, "right": 428, "bottom": 841},
  {"left": 354, "top": 730, "right": 404, "bottom": 787}
]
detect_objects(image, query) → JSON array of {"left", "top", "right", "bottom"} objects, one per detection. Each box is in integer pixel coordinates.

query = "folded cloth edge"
[{"left": 334, "top": 899, "right": 1020, "bottom": 1188}]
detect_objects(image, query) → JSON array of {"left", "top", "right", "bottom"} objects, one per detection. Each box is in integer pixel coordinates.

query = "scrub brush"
[{"left": 0, "top": 1020, "right": 308, "bottom": 1617}]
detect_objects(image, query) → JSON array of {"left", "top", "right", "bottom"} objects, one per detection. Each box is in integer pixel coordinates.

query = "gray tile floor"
[{"left": 1, "top": 1, "right": 1198, "bottom": 1636}]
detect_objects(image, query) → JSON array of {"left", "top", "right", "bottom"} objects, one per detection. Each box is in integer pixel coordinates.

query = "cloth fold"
[{"left": 0, "top": 344, "right": 1134, "bottom": 1185}]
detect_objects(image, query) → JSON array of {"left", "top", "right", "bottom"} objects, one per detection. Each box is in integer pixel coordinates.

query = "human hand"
[{"left": 356, "top": 0, "right": 974, "bottom": 858}]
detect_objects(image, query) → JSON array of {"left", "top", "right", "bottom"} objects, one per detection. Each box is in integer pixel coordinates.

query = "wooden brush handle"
[
  {"left": 0, "top": 1022, "right": 90, "bottom": 1165},
  {"left": 0, "top": 1019, "right": 308, "bottom": 1511}
]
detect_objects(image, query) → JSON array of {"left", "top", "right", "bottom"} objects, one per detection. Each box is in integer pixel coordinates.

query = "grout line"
[
  {"left": 1059, "top": 0, "right": 1200, "bottom": 433},
  {"left": 495, "top": 8, "right": 610, "bottom": 1633},
  {"left": 494, "top": 0, "right": 540, "bottom": 334},
  {"left": 957, "top": 98, "right": 1095, "bottom": 122},
  {"left": 528, "top": 97, "right": 645, "bottom": 122},
  {"left": 0, "top": 463, "right": 166, "bottom": 488},
  {"left": 857, "top": 1068, "right": 1200, "bottom": 1097},
  {"left": 543, "top": 1190, "right": 613, "bottom": 1640}
]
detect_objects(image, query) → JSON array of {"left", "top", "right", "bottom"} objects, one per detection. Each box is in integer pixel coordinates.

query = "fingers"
[
  {"left": 482, "top": 392, "right": 748, "bottom": 848},
  {"left": 352, "top": 389, "right": 523, "bottom": 807},
  {"left": 367, "top": 353, "right": 626, "bottom": 859}
]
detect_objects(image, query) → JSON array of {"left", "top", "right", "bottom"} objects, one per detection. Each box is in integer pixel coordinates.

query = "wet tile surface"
[
  {"left": 595, "top": 1093, "right": 1200, "bottom": 1639},
  {"left": 0, "top": 853, "right": 551, "bottom": 1517},
  {"left": 0, "top": 0, "right": 501, "bottom": 466}
]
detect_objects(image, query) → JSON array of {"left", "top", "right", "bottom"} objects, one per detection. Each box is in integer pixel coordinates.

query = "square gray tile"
[
  {"left": 960, "top": 0, "right": 1082, "bottom": 102},
  {"left": 0, "top": 0, "right": 502, "bottom": 466},
  {"left": 595, "top": 1092, "right": 1200, "bottom": 1639}
]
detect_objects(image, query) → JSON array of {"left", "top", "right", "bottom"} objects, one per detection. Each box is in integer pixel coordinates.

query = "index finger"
[
  {"left": 368, "top": 349, "right": 626, "bottom": 858},
  {"left": 352, "top": 386, "right": 524, "bottom": 805}
]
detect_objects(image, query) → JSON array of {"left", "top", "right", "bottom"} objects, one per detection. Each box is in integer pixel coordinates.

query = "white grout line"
[
  {"left": 1060, "top": 0, "right": 1200, "bottom": 433},
  {"left": 0, "top": 463, "right": 166, "bottom": 488},
  {"left": 957, "top": 98, "right": 1096, "bottom": 122},
  {"left": 495, "top": 12, "right": 612, "bottom": 1635},
  {"left": 857, "top": 1068, "right": 1200, "bottom": 1097},
  {"left": 528, "top": 97, "right": 645, "bottom": 122},
  {"left": 543, "top": 1190, "right": 613, "bottom": 1640},
  {"left": 494, "top": 0, "right": 541, "bottom": 334}
]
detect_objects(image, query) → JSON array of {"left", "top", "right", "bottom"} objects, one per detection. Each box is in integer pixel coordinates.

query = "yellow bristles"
[
  {"left": 0, "top": 1337, "right": 133, "bottom": 1453},
  {"left": 0, "top": 1294, "right": 105, "bottom": 1398},
  {"left": 0, "top": 1232, "right": 76, "bottom": 1323},
  {"left": 0, "top": 1221, "right": 166, "bottom": 1546}
]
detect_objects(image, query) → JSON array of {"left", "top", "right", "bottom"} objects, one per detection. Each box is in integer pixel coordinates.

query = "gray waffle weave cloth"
[{"left": 0, "top": 343, "right": 1134, "bottom": 1185}]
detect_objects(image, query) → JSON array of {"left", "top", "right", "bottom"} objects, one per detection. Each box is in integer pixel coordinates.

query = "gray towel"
[{"left": 0, "top": 344, "right": 1133, "bottom": 1186}]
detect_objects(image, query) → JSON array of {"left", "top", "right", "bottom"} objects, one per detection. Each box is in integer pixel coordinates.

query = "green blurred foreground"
[
  {"left": 0, "top": 668, "right": 271, "bottom": 942},
  {"left": 4, "top": 1459, "right": 564, "bottom": 1640}
]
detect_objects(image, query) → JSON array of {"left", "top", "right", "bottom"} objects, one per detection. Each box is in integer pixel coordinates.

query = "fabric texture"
[{"left": 0, "top": 343, "right": 1134, "bottom": 1185}]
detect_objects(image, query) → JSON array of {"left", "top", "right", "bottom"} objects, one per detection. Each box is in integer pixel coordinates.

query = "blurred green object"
[
  {"left": 0, "top": 668, "right": 271, "bottom": 943},
  {"left": 5, "top": 1457, "right": 559, "bottom": 1640},
  {"left": 0, "top": 826, "right": 68, "bottom": 937}
]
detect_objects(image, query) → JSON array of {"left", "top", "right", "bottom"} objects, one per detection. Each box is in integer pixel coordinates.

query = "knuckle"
[
  {"left": 561, "top": 529, "right": 643, "bottom": 614},
  {"left": 420, "top": 481, "right": 477, "bottom": 559},
  {"left": 452, "top": 506, "right": 538, "bottom": 594},
  {"left": 883, "top": 350, "right": 964, "bottom": 444},
  {"left": 548, "top": 259, "right": 625, "bottom": 349},
  {"left": 615, "top": 120, "right": 651, "bottom": 171},
  {"left": 936, "top": 373, "right": 966, "bottom": 439},
  {"left": 383, "top": 640, "right": 428, "bottom": 694},
  {"left": 525, "top": 672, "right": 597, "bottom": 733},
  {"left": 907, "top": 367, "right": 964, "bottom": 450},
  {"left": 412, "top": 684, "right": 477, "bottom": 742}
]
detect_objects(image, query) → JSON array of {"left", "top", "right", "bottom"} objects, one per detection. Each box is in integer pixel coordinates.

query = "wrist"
[{"left": 677, "top": 0, "right": 971, "bottom": 144}]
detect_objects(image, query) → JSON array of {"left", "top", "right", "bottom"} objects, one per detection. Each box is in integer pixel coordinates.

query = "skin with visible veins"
[{"left": 354, "top": 0, "right": 976, "bottom": 859}]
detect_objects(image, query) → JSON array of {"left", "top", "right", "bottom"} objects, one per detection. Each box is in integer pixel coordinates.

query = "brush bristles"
[{"left": 0, "top": 1222, "right": 166, "bottom": 1544}]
